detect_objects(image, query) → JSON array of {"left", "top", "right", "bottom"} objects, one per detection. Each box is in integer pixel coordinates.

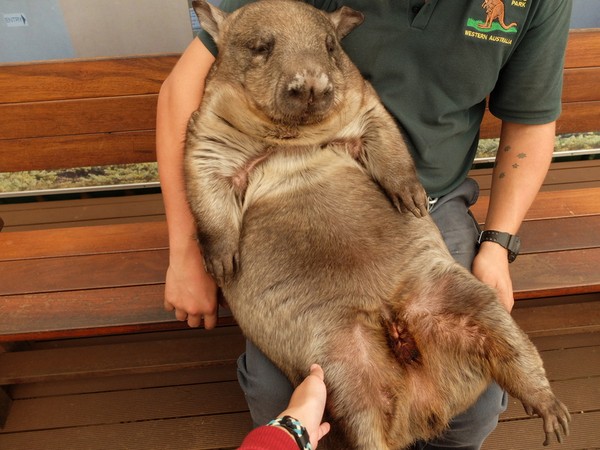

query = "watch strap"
[
  {"left": 478, "top": 230, "right": 521, "bottom": 263},
  {"left": 267, "top": 415, "right": 312, "bottom": 450}
]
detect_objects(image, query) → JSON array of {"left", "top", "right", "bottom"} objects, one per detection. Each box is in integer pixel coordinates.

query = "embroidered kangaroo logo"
[{"left": 478, "top": 0, "right": 517, "bottom": 30}]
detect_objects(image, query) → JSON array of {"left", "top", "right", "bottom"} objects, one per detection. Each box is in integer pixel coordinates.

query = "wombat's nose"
[{"left": 280, "top": 69, "right": 334, "bottom": 122}]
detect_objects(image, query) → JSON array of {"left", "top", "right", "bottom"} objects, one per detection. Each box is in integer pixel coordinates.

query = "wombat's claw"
[
  {"left": 523, "top": 404, "right": 535, "bottom": 416},
  {"left": 393, "top": 185, "right": 428, "bottom": 218},
  {"left": 543, "top": 430, "right": 564, "bottom": 447},
  {"left": 530, "top": 400, "right": 571, "bottom": 446},
  {"left": 394, "top": 195, "right": 427, "bottom": 219},
  {"left": 204, "top": 251, "right": 240, "bottom": 284}
]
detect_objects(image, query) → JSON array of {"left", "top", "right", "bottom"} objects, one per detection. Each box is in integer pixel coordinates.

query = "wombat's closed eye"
[{"left": 248, "top": 35, "right": 275, "bottom": 58}]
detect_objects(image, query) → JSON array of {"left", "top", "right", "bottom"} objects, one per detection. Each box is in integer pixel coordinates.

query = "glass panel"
[
  {"left": 0, "top": 0, "right": 222, "bottom": 63},
  {"left": 571, "top": 0, "right": 600, "bottom": 29}
]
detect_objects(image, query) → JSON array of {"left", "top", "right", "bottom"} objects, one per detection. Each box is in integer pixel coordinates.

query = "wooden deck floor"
[
  {"left": 485, "top": 330, "right": 600, "bottom": 450},
  {"left": 1, "top": 315, "right": 599, "bottom": 450}
]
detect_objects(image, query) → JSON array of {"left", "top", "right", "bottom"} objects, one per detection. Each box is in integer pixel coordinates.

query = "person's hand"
[
  {"left": 472, "top": 242, "right": 514, "bottom": 312},
  {"left": 164, "top": 243, "right": 219, "bottom": 329},
  {"left": 279, "top": 364, "right": 330, "bottom": 449}
]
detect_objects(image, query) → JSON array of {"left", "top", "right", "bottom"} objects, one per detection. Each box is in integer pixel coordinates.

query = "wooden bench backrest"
[
  {"left": 480, "top": 28, "right": 600, "bottom": 138},
  {"left": 0, "top": 55, "right": 178, "bottom": 173},
  {"left": 0, "top": 29, "right": 598, "bottom": 174}
]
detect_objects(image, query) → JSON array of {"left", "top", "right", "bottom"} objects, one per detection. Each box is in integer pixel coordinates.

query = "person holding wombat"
[{"left": 157, "top": 0, "right": 572, "bottom": 448}]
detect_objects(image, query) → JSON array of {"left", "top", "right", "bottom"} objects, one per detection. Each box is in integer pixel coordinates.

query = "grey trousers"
[{"left": 236, "top": 178, "right": 508, "bottom": 449}]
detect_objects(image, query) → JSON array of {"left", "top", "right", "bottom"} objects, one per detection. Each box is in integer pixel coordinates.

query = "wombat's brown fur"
[{"left": 184, "top": 1, "right": 570, "bottom": 448}]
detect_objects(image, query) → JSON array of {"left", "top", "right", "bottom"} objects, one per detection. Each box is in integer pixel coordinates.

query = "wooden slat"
[
  {"left": 564, "top": 28, "right": 600, "bottom": 69},
  {"left": 0, "top": 250, "right": 167, "bottom": 296},
  {"left": 470, "top": 160, "right": 600, "bottom": 195},
  {"left": 483, "top": 330, "right": 600, "bottom": 450},
  {"left": 535, "top": 345, "right": 600, "bottom": 382},
  {"left": 562, "top": 66, "right": 600, "bottom": 103},
  {"left": 0, "top": 56, "right": 178, "bottom": 104},
  {"left": 0, "top": 194, "right": 165, "bottom": 231},
  {"left": 3, "top": 213, "right": 592, "bottom": 263},
  {"left": 519, "top": 215, "right": 600, "bottom": 254},
  {"left": 0, "top": 95, "right": 157, "bottom": 140},
  {"left": 480, "top": 101, "right": 600, "bottom": 139},
  {"left": 2, "top": 214, "right": 166, "bottom": 232},
  {"left": 502, "top": 378, "right": 599, "bottom": 421},
  {"left": 511, "top": 248, "right": 600, "bottom": 300},
  {"left": 0, "top": 131, "right": 156, "bottom": 172},
  {"left": 0, "top": 327, "right": 245, "bottom": 384},
  {"left": 531, "top": 331, "right": 600, "bottom": 352},
  {"left": 519, "top": 186, "right": 600, "bottom": 220},
  {"left": 0, "top": 286, "right": 172, "bottom": 341},
  {"left": 555, "top": 101, "right": 600, "bottom": 135},
  {"left": 513, "top": 301, "right": 600, "bottom": 337},
  {"left": 1, "top": 253, "right": 596, "bottom": 341},
  {"left": 0, "top": 388, "right": 10, "bottom": 428},
  {"left": 1, "top": 332, "right": 597, "bottom": 449},
  {"left": 0, "top": 285, "right": 234, "bottom": 342},
  {"left": 0, "top": 411, "right": 252, "bottom": 450},
  {"left": 0, "top": 222, "right": 167, "bottom": 261},
  {"left": 4, "top": 96, "right": 594, "bottom": 155},
  {"left": 471, "top": 187, "right": 600, "bottom": 223},
  {"left": 2, "top": 381, "right": 247, "bottom": 433},
  {"left": 485, "top": 411, "right": 600, "bottom": 450},
  {"left": 10, "top": 363, "right": 238, "bottom": 399},
  {"left": 542, "top": 160, "right": 600, "bottom": 188}
]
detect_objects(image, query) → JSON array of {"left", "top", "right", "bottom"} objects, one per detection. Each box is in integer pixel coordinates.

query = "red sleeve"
[{"left": 238, "top": 425, "right": 299, "bottom": 450}]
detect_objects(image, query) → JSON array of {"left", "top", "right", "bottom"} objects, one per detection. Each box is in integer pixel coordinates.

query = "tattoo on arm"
[{"left": 496, "top": 147, "right": 528, "bottom": 179}]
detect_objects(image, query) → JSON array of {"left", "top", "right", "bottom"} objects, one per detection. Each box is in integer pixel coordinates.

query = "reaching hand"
[{"left": 279, "top": 364, "right": 330, "bottom": 449}]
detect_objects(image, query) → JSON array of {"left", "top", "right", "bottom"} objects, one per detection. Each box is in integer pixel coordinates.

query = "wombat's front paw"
[
  {"left": 202, "top": 240, "right": 240, "bottom": 284},
  {"left": 523, "top": 398, "right": 571, "bottom": 446},
  {"left": 388, "top": 178, "right": 428, "bottom": 218}
]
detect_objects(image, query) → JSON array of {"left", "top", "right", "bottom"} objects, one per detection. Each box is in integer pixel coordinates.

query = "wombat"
[{"left": 184, "top": 0, "right": 570, "bottom": 448}]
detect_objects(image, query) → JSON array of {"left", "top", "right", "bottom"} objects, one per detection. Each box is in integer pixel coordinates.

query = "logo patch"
[{"left": 465, "top": 0, "right": 525, "bottom": 45}]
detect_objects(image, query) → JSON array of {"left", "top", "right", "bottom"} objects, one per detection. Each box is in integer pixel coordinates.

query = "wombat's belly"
[{"left": 223, "top": 150, "right": 447, "bottom": 373}]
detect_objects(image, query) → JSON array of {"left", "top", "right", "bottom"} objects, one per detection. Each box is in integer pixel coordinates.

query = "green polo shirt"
[{"left": 198, "top": 0, "right": 572, "bottom": 197}]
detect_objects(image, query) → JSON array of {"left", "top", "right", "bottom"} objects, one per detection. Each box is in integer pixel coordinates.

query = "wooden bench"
[{"left": 0, "top": 29, "right": 599, "bottom": 448}]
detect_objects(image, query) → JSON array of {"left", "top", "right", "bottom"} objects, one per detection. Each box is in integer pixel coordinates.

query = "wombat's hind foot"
[
  {"left": 384, "top": 318, "right": 421, "bottom": 365},
  {"left": 523, "top": 398, "right": 571, "bottom": 446}
]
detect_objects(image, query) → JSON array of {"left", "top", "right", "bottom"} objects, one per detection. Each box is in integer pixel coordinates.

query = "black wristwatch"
[
  {"left": 267, "top": 415, "right": 312, "bottom": 450},
  {"left": 477, "top": 230, "right": 521, "bottom": 263}
]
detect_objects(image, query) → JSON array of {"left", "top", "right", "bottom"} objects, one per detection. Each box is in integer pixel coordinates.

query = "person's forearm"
[
  {"left": 484, "top": 121, "right": 556, "bottom": 234},
  {"left": 472, "top": 121, "right": 555, "bottom": 311},
  {"left": 156, "top": 39, "right": 216, "bottom": 258}
]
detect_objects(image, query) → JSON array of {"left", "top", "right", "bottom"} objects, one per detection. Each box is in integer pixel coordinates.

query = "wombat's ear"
[
  {"left": 328, "top": 6, "right": 364, "bottom": 39},
  {"left": 192, "top": 0, "right": 229, "bottom": 43}
]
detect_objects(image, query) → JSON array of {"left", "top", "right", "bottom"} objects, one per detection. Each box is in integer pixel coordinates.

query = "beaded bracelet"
[{"left": 267, "top": 415, "right": 312, "bottom": 450}]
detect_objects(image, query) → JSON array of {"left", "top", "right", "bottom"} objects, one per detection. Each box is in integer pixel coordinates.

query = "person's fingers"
[
  {"left": 318, "top": 422, "right": 331, "bottom": 440},
  {"left": 309, "top": 364, "right": 325, "bottom": 380},
  {"left": 187, "top": 314, "right": 203, "bottom": 328},
  {"left": 175, "top": 309, "right": 188, "bottom": 321},
  {"left": 203, "top": 311, "right": 218, "bottom": 330}
]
